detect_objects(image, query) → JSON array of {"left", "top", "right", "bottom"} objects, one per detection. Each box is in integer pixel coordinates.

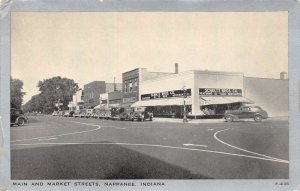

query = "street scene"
[
  {"left": 10, "top": 12, "right": 288, "bottom": 180},
  {"left": 11, "top": 115, "right": 288, "bottom": 179}
]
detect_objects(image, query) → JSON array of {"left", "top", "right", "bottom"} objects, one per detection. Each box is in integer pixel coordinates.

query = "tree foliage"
[
  {"left": 23, "top": 76, "right": 79, "bottom": 114},
  {"left": 11, "top": 77, "right": 26, "bottom": 109}
]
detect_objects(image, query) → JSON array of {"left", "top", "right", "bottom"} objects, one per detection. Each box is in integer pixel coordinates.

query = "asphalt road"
[{"left": 10, "top": 115, "right": 289, "bottom": 180}]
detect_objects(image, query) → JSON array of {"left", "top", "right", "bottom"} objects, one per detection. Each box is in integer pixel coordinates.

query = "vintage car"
[
  {"left": 11, "top": 108, "right": 28, "bottom": 126},
  {"left": 79, "top": 109, "right": 87, "bottom": 118},
  {"left": 63, "top": 110, "right": 74, "bottom": 117},
  {"left": 131, "top": 107, "right": 153, "bottom": 121},
  {"left": 98, "top": 108, "right": 111, "bottom": 119},
  {"left": 52, "top": 110, "right": 59, "bottom": 116},
  {"left": 58, "top": 110, "right": 64, "bottom": 117},
  {"left": 73, "top": 110, "right": 81, "bottom": 118},
  {"left": 224, "top": 105, "right": 268, "bottom": 122},
  {"left": 84, "top": 109, "right": 94, "bottom": 118},
  {"left": 110, "top": 107, "right": 133, "bottom": 121},
  {"left": 92, "top": 108, "right": 101, "bottom": 119}
]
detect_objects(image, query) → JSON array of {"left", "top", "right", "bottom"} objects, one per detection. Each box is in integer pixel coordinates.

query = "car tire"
[
  {"left": 17, "top": 118, "right": 25, "bottom": 126},
  {"left": 254, "top": 115, "right": 262, "bottom": 122},
  {"left": 225, "top": 115, "right": 233, "bottom": 122}
]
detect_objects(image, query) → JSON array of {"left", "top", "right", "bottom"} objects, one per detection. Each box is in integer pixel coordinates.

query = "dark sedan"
[
  {"left": 11, "top": 108, "right": 28, "bottom": 126},
  {"left": 224, "top": 105, "right": 268, "bottom": 122}
]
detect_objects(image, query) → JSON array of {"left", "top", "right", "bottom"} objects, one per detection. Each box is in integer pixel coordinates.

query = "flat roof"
[{"left": 141, "top": 70, "right": 244, "bottom": 83}]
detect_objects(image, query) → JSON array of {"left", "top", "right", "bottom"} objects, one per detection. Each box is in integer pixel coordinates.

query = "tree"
[
  {"left": 24, "top": 76, "right": 79, "bottom": 114},
  {"left": 11, "top": 77, "right": 26, "bottom": 109}
]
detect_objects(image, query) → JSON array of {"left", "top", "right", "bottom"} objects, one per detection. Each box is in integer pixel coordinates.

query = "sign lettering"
[
  {"left": 141, "top": 89, "right": 191, "bottom": 100},
  {"left": 199, "top": 88, "right": 242, "bottom": 96}
]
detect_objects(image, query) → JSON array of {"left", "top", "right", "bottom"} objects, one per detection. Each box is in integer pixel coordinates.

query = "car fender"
[{"left": 15, "top": 116, "right": 26, "bottom": 124}]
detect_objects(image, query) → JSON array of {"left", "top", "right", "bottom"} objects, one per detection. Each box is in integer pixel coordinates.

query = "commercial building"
[
  {"left": 122, "top": 64, "right": 178, "bottom": 106},
  {"left": 98, "top": 91, "right": 123, "bottom": 108},
  {"left": 132, "top": 70, "right": 288, "bottom": 118},
  {"left": 83, "top": 81, "right": 122, "bottom": 108},
  {"left": 68, "top": 89, "right": 84, "bottom": 111}
]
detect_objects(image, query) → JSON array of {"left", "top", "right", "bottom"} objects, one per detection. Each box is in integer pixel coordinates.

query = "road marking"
[
  {"left": 38, "top": 138, "right": 57, "bottom": 141},
  {"left": 183, "top": 144, "right": 208, "bottom": 147},
  {"left": 11, "top": 121, "right": 101, "bottom": 143},
  {"left": 208, "top": 129, "right": 214, "bottom": 131},
  {"left": 11, "top": 142, "right": 289, "bottom": 164},
  {"left": 213, "top": 128, "right": 289, "bottom": 163}
]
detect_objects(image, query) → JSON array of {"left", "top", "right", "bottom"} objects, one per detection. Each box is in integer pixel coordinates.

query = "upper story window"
[
  {"left": 129, "top": 80, "right": 133, "bottom": 92},
  {"left": 124, "top": 81, "right": 127, "bottom": 93},
  {"left": 134, "top": 78, "right": 138, "bottom": 91}
]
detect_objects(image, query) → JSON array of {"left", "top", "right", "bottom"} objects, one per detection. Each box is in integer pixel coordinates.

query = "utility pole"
[
  {"left": 182, "top": 85, "right": 188, "bottom": 123},
  {"left": 114, "top": 77, "right": 116, "bottom": 91}
]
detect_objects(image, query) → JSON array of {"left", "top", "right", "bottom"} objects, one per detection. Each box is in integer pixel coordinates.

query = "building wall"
[
  {"left": 244, "top": 77, "right": 288, "bottom": 117},
  {"left": 122, "top": 68, "right": 175, "bottom": 104},
  {"left": 140, "top": 68, "right": 174, "bottom": 81},
  {"left": 139, "top": 70, "right": 244, "bottom": 116},
  {"left": 108, "top": 91, "right": 123, "bottom": 105},
  {"left": 72, "top": 89, "right": 83, "bottom": 103},
  {"left": 140, "top": 71, "right": 194, "bottom": 94},
  {"left": 105, "top": 83, "right": 122, "bottom": 93},
  {"left": 122, "top": 68, "right": 140, "bottom": 103},
  {"left": 194, "top": 71, "right": 244, "bottom": 115},
  {"left": 83, "top": 81, "right": 106, "bottom": 107}
]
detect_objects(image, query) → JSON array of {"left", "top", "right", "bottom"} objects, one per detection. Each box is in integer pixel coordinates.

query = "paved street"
[{"left": 10, "top": 116, "right": 289, "bottom": 179}]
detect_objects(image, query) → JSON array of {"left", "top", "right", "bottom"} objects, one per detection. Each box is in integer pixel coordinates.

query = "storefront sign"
[
  {"left": 123, "top": 97, "right": 136, "bottom": 103},
  {"left": 141, "top": 89, "right": 191, "bottom": 100},
  {"left": 199, "top": 88, "right": 242, "bottom": 96}
]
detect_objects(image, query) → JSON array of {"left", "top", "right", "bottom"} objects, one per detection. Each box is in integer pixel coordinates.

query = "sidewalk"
[
  {"left": 152, "top": 117, "right": 225, "bottom": 124},
  {"left": 152, "top": 116, "right": 288, "bottom": 124}
]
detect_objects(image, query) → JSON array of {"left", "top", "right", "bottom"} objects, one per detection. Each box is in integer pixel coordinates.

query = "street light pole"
[{"left": 183, "top": 87, "right": 188, "bottom": 123}]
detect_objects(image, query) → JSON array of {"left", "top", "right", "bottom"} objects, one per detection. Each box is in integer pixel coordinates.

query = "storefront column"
[{"left": 192, "top": 73, "right": 201, "bottom": 116}]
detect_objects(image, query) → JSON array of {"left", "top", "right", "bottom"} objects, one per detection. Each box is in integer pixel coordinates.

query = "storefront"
[{"left": 132, "top": 70, "right": 253, "bottom": 119}]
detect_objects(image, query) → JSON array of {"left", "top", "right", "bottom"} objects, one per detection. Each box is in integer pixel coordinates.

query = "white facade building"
[{"left": 133, "top": 70, "right": 251, "bottom": 118}]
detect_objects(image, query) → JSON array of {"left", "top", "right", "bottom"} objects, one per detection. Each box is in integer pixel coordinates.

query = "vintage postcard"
[{"left": 1, "top": 0, "right": 300, "bottom": 191}]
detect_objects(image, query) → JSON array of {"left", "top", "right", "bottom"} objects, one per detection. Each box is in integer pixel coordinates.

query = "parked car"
[
  {"left": 63, "top": 110, "right": 74, "bottom": 117},
  {"left": 52, "top": 111, "right": 59, "bottom": 116},
  {"left": 58, "top": 110, "right": 64, "bottom": 117},
  {"left": 11, "top": 108, "right": 28, "bottom": 126},
  {"left": 92, "top": 108, "right": 101, "bottom": 119},
  {"left": 119, "top": 107, "right": 134, "bottom": 121},
  {"left": 73, "top": 110, "right": 81, "bottom": 118},
  {"left": 99, "top": 108, "right": 111, "bottom": 119},
  {"left": 79, "top": 109, "right": 87, "bottom": 118},
  {"left": 85, "top": 109, "right": 94, "bottom": 118},
  {"left": 224, "top": 105, "right": 268, "bottom": 122},
  {"left": 131, "top": 107, "right": 153, "bottom": 121},
  {"left": 110, "top": 107, "right": 133, "bottom": 121}
]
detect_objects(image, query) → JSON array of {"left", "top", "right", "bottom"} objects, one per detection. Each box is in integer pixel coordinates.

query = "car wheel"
[
  {"left": 254, "top": 115, "right": 262, "bottom": 122},
  {"left": 17, "top": 118, "right": 25, "bottom": 126},
  {"left": 225, "top": 115, "right": 233, "bottom": 122}
]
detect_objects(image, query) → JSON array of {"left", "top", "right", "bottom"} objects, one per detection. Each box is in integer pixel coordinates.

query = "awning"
[
  {"left": 200, "top": 96, "right": 253, "bottom": 106},
  {"left": 94, "top": 104, "right": 107, "bottom": 109},
  {"left": 131, "top": 97, "right": 192, "bottom": 107}
]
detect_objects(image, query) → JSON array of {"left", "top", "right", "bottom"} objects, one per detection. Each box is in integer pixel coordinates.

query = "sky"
[{"left": 11, "top": 12, "right": 288, "bottom": 103}]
